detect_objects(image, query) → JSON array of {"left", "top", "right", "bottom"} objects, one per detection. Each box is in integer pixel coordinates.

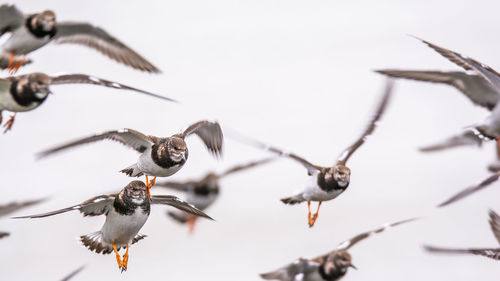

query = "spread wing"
[
  {"left": 489, "top": 210, "right": 500, "bottom": 246},
  {"left": 181, "top": 120, "right": 224, "bottom": 157},
  {"left": 337, "top": 79, "right": 394, "bottom": 165},
  {"left": 60, "top": 265, "right": 85, "bottom": 281},
  {"left": 53, "top": 22, "right": 160, "bottom": 73},
  {"left": 37, "top": 129, "right": 153, "bottom": 159},
  {"left": 0, "top": 5, "right": 24, "bottom": 36},
  {"left": 155, "top": 180, "right": 196, "bottom": 192},
  {"left": 438, "top": 172, "right": 500, "bottom": 207},
  {"left": 376, "top": 69, "right": 499, "bottom": 110},
  {"left": 0, "top": 198, "right": 46, "bottom": 217},
  {"left": 151, "top": 195, "right": 213, "bottom": 220},
  {"left": 12, "top": 194, "right": 116, "bottom": 218},
  {"left": 49, "top": 74, "right": 177, "bottom": 103},
  {"left": 219, "top": 157, "right": 275, "bottom": 178},
  {"left": 260, "top": 258, "right": 320, "bottom": 281},
  {"left": 0, "top": 232, "right": 9, "bottom": 239},
  {"left": 424, "top": 245, "right": 500, "bottom": 260},
  {"left": 419, "top": 129, "right": 487, "bottom": 153}
]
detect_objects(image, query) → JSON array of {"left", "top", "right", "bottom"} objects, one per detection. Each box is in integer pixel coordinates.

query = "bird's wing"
[
  {"left": 151, "top": 195, "right": 213, "bottom": 220},
  {"left": 419, "top": 129, "right": 486, "bottom": 153},
  {"left": 260, "top": 258, "right": 319, "bottom": 281},
  {"left": 335, "top": 217, "right": 418, "bottom": 251},
  {"left": 0, "top": 198, "right": 46, "bottom": 217},
  {"left": 154, "top": 180, "right": 196, "bottom": 192},
  {"left": 181, "top": 120, "right": 224, "bottom": 157},
  {"left": 37, "top": 129, "right": 154, "bottom": 159},
  {"left": 0, "top": 5, "right": 24, "bottom": 36},
  {"left": 219, "top": 157, "right": 275, "bottom": 178},
  {"left": 438, "top": 172, "right": 500, "bottom": 207},
  {"left": 424, "top": 245, "right": 500, "bottom": 260},
  {"left": 336, "top": 79, "right": 394, "bottom": 165},
  {"left": 488, "top": 210, "right": 500, "bottom": 246},
  {"left": 376, "top": 70, "right": 499, "bottom": 110},
  {"left": 60, "top": 265, "right": 86, "bottom": 281},
  {"left": 12, "top": 194, "right": 116, "bottom": 218},
  {"left": 53, "top": 22, "right": 160, "bottom": 73},
  {"left": 49, "top": 74, "right": 177, "bottom": 103},
  {"left": 0, "top": 232, "right": 9, "bottom": 239}
]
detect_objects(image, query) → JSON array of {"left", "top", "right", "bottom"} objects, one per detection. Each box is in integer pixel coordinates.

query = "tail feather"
[
  {"left": 80, "top": 231, "right": 112, "bottom": 255},
  {"left": 281, "top": 194, "right": 304, "bottom": 205},
  {"left": 168, "top": 211, "right": 188, "bottom": 224},
  {"left": 120, "top": 164, "right": 144, "bottom": 177},
  {"left": 132, "top": 234, "right": 147, "bottom": 244},
  {"left": 259, "top": 270, "right": 284, "bottom": 280}
]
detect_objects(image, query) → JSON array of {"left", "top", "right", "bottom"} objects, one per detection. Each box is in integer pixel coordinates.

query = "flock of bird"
[{"left": 1, "top": 3, "right": 500, "bottom": 281}]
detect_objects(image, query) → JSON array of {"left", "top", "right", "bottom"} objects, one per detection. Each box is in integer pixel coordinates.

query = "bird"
[
  {"left": 437, "top": 171, "right": 500, "bottom": 207},
  {"left": 424, "top": 210, "right": 500, "bottom": 260},
  {"left": 0, "top": 4, "right": 160, "bottom": 73},
  {"left": 0, "top": 197, "right": 45, "bottom": 239},
  {"left": 13, "top": 180, "right": 213, "bottom": 272},
  {"left": 156, "top": 157, "right": 274, "bottom": 233},
  {"left": 376, "top": 37, "right": 500, "bottom": 157},
  {"left": 233, "top": 80, "right": 394, "bottom": 227},
  {"left": 260, "top": 217, "right": 416, "bottom": 281},
  {"left": 0, "top": 72, "right": 177, "bottom": 133},
  {"left": 37, "top": 120, "right": 223, "bottom": 199}
]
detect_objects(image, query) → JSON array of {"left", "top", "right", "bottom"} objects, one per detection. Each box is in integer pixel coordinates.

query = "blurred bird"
[
  {"left": 0, "top": 4, "right": 160, "bottom": 73},
  {"left": 424, "top": 210, "right": 500, "bottom": 260},
  {"left": 377, "top": 37, "right": 500, "bottom": 159},
  {"left": 438, "top": 171, "right": 500, "bottom": 207},
  {"left": 233, "top": 80, "right": 394, "bottom": 227},
  {"left": 37, "top": 120, "right": 223, "bottom": 199},
  {"left": 60, "top": 265, "right": 85, "bottom": 281},
  {"left": 260, "top": 217, "right": 416, "bottom": 281},
  {"left": 0, "top": 72, "right": 176, "bottom": 133},
  {"left": 13, "top": 181, "right": 212, "bottom": 272},
  {"left": 0, "top": 197, "right": 45, "bottom": 239},
  {"left": 157, "top": 157, "right": 274, "bottom": 233}
]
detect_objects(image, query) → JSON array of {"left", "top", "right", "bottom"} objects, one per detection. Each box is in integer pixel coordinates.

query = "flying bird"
[
  {"left": 260, "top": 217, "right": 416, "bottom": 281},
  {"left": 37, "top": 120, "right": 223, "bottom": 199},
  {"left": 0, "top": 198, "right": 45, "bottom": 239},
  {"left": 424, "top": 210, "right": 500, "bottom": 260},
  {"left": 0, "top": 72, "right": 176, "bottom": 133},
  {"left": 234, "top": 80, "right": 393, "bottom": 227},
  {"left": 0, "top": 4, "right": 160, "bottom": 73},
  {"left": 13, "top": 181, "right": 212, "bottom": 272},
  {"left": 157, "top": 157, "right": 274, "bottom": 233}
]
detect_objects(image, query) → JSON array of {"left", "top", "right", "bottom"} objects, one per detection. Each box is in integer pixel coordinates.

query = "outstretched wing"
[
  {"left": 12, "top": 194, "right": 116, "bottom": 218},
  {"left": 335, "top": 217, "right": 417, "bottom": 251},
  {"left": 154, "top": 180, "right": 196, "bottom": 192},
  {"left": 60, "top": 265, "right": 86, "bottom": 281},
  {"left": 181, "top": 120, "right": 223, "bottom": 157},
  {"left": 260, "top": 258, "right": 320, "bottom": 281},
  {"left": 488, "top": 210, "right": 500, "bottom": 246},
  {"left": 53, "top": 22, "right": 160, "bottom": 73},
  {"left": 424, "top": 245, "right": 500, "bottom": 260},
  {"left": 50, "top": 74, "right": 177, "bottom": 103},
  {"left": 37, "top": 129, "right": 153, "bottom": 159},
  {"left": 0, "top": 5, "right": 24, "bottom": 36},
  {"left": 0, "top": 232, "right": 9, "bottom": 239},
  {"left": 219, "top": 157, "right": 275, "bottom": 178},
  {"left": 337, "top": 79, "right": 394, "bottom": 165},
  {"left": 151, "top": 195, "right": 213, "bottom": 220},
  {"left": 0, "top": 198, "right": 46, "bottom": 217},
  {"left": 419, "top": 129, "right": 487, "bottom": 153},
  {"left": 438, "top": 172, "right": 500, "bottom": 207}
]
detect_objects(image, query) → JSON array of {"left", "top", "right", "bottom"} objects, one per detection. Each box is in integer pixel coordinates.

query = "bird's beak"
[{"left": 349, "top": 264, "right": 357, "bottom": 270}]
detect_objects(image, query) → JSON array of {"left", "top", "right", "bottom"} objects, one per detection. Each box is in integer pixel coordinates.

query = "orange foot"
[
  {"left": 121, "top": 245, "right": 129, "bottom": 272},
  {"left": 187, "top": 216, "right": 198, "bottom": 234},
  {"left": 7, "top": 52, "right": 14, "bottom": 72},
  {"left": 144, "top": 175, "right": 157, "bottom": 200},
  {"left": 3, "top": 113, "right": 16, "bottom": 134},
  {"left": 307, "top": 201, "right": 322, "bottom": 228},
  {"left": 112, "top": 243, "right": 124, "bottom": 271}
]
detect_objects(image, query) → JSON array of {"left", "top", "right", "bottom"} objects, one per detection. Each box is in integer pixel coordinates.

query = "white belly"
[
  {"left": 1, "top": 26, "right": 50, "bottom": 54},
  {"left": 101, "top": 207, "right": 149, "bottom": 248},
  {"left": 301, "top": 171, "right": 345, "bottom": 202},
  {"left": 0, "top": 81, "right": 40, "bottom": 112},
  {"left": 137, "top": 149, "right": 184, "bottom": 177}
]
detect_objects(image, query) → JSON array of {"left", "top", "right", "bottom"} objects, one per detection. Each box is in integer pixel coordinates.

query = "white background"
[{"left": 2, "top": 0, "right": 500, "bottom": 280}]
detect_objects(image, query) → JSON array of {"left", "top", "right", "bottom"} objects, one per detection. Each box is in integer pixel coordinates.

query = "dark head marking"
[
  {"left": 319, "top": 251, "right": 353, "bottom": 280},
  {"left": 9, "top": 73, "right": 52, "bottom": 107},
  {"left": 26, "top": 10, "right": 57, "bottom": 38}
]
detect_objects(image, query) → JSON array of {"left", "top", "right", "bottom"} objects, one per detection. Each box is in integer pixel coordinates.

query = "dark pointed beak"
[{"left": 349, "top": 264, "right": 357, "bottom": 270}]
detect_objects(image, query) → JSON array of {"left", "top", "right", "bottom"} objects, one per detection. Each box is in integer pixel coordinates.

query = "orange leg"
[
  {"left": 307, "top": 201, "right": 312, "bottom": 226},
  {"left": 121, "top": 245, "right": 129, "bottom": 272},
  {"left": 187, "top": 216, "right": 198, "bottom": 234},
  {"left": 112, "top": 243, "right": 123, "bottom": 271},
  {"left": 7, "top": 52, "right": 14, "bottom": 71},
  {"left": 11, "top": 56, "right": 25, "bottom": 74},
  {"left": 2, "top": 113, "right": 16, "bottom": 134},
  {"left": 144, "top": 175, "right": 157, "bottom": 200},
  {"left": 309, "top": 201, "right": 322, "bottom": 227}
]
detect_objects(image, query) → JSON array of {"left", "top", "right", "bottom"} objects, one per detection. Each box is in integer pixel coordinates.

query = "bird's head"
[
  {"left": 328, "top": 164, "right": 351, "bottom": 187},
  {"left": 36, "top": 10, "right": 56, "bottom": 32},
  {"left": 322, "top": 251, "right": 355, "bottom": 276},
  {"left": 166, "top": 136, "right": 188, "bottom": 163},
  {"left": 26, "top": 73, "right": 52, "bottom": 99},
  {"left": 122, "top": 181, "right": 148, "bottom": 204}
]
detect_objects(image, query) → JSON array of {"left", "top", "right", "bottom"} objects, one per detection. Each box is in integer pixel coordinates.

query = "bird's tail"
[
  {"left": 80, "top": 231, "right": 112, "bottom": 255},
  {"left": 120, "top": 164, "right": 144, "bottom": 177},
  {"left": 280, "top": 194, "right": 304, "bottom": 205},
  {"left": 259, "top": 270, "right": 284, "bottom": 280}
]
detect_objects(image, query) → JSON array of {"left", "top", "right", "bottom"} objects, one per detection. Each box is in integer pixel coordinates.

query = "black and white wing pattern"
[
  {"left": 12, "top": 194, "right": 116, "bottom": 218},
  {"left": 424, "top": 245, "right": 500, "bottom": 260},
  {"left": 376, "top": 69, "right": 500, "bottom": 110},
  {"left": 0, "top": 4, "right": 24, "bottom": 36},
  {"left": 0, "top": 198, "right": 46, "bottom": 217},
  {"left": 219, "top": 157, "right": 275, "bottom": 177},
  {"left": 438, "top": 172, "right": 500, "bottom": 207},
  {"left": 53, "top": 22, "right": 160, "bottom": 73},
  {"left": 37, "top": 129, "right": 154, "bottom": 158},
  {"left": 260, "top": 258, "right": 320, "bottom": 281},
  {"left": 181, "top": 120, "right": 224, "bottom": 157},
  {"left": 49, "top": 74, "right": 177, "bottom": 103},
  {"left": 151, "top": 195, "right": 213, "bottom": 220},
  {"left": 419, "top": 129, "right": 487, "bottom": 153},
  {"left": 337, "top": 79, "right": 394, "bottom": 165}
]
